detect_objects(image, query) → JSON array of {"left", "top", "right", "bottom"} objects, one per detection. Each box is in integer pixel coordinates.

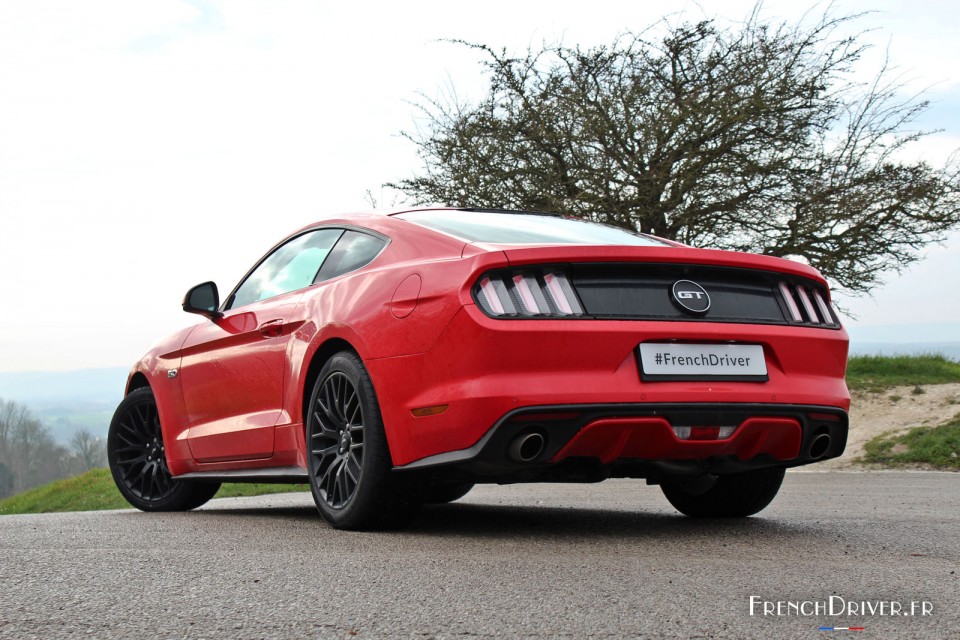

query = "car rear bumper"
[
  {"left": 394, "top": 402, "right": 847, "bottom": 481},
  {"left": 367, "top": 304, "right": 850, "bottom": 469}
]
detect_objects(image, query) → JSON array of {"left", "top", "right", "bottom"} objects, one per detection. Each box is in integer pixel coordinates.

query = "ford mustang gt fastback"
[{"left": 108, "top": 208, "right": 849, "bottom": 529}]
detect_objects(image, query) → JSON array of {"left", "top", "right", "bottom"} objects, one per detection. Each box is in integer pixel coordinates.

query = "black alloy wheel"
[
  {"left": 107, "top": 387, "right": 220, "bottom": 511},
  {"left": 306, "top": 351, "right": 422, "bottom": 529},
  {"left": 311, "top": 370, "right": 366, "bottom": 509}
]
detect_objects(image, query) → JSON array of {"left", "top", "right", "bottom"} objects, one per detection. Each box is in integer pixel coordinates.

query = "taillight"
[
  {"left": 778, "top": 280, "right": 839, "bottom": 326},
  {"left": 474, "top": 268, "right": 585, "bottom": 318}
]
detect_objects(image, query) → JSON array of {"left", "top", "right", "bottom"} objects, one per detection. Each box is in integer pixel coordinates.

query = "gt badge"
[{"left": 671, "top": 280, "right": 711, "bottom": 315}]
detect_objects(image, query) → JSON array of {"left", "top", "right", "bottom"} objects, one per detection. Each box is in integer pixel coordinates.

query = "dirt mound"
[{"left": 815, "top": 383, "right": 960, "bottom": 470}]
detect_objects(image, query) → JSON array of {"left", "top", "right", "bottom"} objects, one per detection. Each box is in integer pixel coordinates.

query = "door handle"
[{"left": 258, "top": 319, "right": 284, "bottom": 338}]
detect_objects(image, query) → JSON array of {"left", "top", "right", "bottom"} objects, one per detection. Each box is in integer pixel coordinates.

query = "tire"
[
  {"left": 108, "top": 387, "right": 221, "bottom": 511},
  {"left": 306, "top": 351, "right": 422, "bottom": 530},
  {"left": 424, "top": 482, "right": 475, "bottom": 504},
  {"left": 660, "top": 467, "right": 785, "bottom": 518}
]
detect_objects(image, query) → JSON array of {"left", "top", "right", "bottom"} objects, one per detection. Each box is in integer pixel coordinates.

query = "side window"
[
  {"left": 314, "top": 231, "right": 387, "bottom": 283},
  {"left": 228, "top": 229, "right": 343, "bottom": 309}
]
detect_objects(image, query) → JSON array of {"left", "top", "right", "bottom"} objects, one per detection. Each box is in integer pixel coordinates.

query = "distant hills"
[
  {"left": 0, "top": 367, "right": 128, "bottom": 402},
  {"left": 0, "top": 367, "right": 128, "bottom": 443}
]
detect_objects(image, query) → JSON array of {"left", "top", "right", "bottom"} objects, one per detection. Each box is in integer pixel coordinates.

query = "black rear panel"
[{"left": 572, "top": 264, "right": 785, "bottom": 323}]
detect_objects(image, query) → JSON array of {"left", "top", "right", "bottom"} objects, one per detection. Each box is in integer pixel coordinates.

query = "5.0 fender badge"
[{"left": 671, "top": 280, "right": 711, "bottom": 315}]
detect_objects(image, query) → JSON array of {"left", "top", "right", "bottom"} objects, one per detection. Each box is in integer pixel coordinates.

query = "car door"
[{"left": 179, "top": 228, "right": 343, "bottom": 462}]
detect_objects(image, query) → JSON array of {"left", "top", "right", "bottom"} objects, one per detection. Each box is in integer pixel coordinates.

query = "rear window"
[
  {"left": 315, "top": 230, "right": 387, "bottom": 282},
  {"left": 395, "top": 210, "right": 667, "bottom": 246}
]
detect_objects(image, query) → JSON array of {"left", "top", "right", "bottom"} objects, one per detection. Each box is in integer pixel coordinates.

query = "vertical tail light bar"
[
  {"left": 477, "top": 277, "right": 506, "bottom": 315},
  {"left": 474, "top": 268, "right": 585, "bottom": 318},
  {"left": 512, "top": 274, "right": 544, "bottom": 314},
  {"left": 778, "top": 280, "right": 838, "bottom": 327},
  {"left": 795, "top": 286, "right": 819, "bottom": 323},
  {"left": 812, "top": 290, "right": 835, "bottom": 323},
  {"left": 543, "top": 272, "right": 583, "bottom": 315},
  {"left": 778, "top": 282, "right": 803, "bottom": 322}
]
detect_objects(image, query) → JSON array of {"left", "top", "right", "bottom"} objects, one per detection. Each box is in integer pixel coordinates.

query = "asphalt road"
[{"left": 1, "top": 471, "right": 957, "bottom": 639}]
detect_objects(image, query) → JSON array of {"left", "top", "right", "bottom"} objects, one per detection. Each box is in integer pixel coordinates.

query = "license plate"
[{"left": 638, "top": 343, "right": 768, "bottom": 381}]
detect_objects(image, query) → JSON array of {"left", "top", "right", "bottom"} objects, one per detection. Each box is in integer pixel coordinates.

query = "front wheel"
[
  {"left": 306, "top": 351, "right": 422, "bottom": 530},
  {"left": 108, "top": 387, "right": 220, "bottom": 511},
  {"left": 660, "top": 467, "right": 785, "bottom": 518}
]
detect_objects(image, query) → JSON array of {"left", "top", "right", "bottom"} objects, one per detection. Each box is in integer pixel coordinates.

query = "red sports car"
[{"left": 108, "top": 209, "right": 849, "bottom": 529}]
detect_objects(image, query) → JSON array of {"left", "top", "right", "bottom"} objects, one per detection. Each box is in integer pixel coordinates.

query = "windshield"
[{"left": 395, "top": 210, "right": 667, "bottom": 246}]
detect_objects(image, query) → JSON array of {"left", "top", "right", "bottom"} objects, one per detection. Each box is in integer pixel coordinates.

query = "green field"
[
  {"left": 0, "top": 468, "right": 308, "bottom": 515},
  {"left": 845, "top": 354, "right": 960, "bottom": 393}
]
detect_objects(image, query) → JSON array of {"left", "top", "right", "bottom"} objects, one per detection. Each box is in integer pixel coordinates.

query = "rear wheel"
[
  {"left": 660, "top": 467, "right": 785, "bottom": 518},
  {"left": 424, "top": 482, "right": 475, "bottom": 504},
  {"left": 306, "top": 351, "right": 422, "bottom": 530},
  {"left": 108, "top": 387, "right": 220, "bottom": 511}
]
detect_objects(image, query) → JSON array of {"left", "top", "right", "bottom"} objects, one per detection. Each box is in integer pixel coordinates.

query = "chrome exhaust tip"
[
  {"left": 508, "top": 431, "right": 546, "bottom": 463},
  {"left": 808, "top": 432, "right": 832, "bottom": 460}
]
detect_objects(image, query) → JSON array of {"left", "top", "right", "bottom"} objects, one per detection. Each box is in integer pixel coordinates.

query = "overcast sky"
[{"left": 1, "top": 0, "right": 958, "bottom": 372}]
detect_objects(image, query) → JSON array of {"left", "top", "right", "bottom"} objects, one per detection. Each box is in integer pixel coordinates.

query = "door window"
[{"left": 229, "top": 229, "right": 342, "bottom": 309}]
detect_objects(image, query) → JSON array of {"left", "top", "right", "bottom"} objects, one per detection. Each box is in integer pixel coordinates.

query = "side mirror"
[{"left": 182, "top": 281, "right": 223, "bottom": 319}]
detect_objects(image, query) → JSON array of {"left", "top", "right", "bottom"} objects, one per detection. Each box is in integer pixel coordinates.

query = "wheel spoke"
[
  {"left": 138, "top": 464, "right": 149, "bottom": 497},
  {"left": 311, "top": 443, "right": 339, "bottom": 458},
  {"left": 148, "top": 464, "right": 159, "bottom": 498},
  {"left": 325, "top": 458, "right": 341, "bottom": 501},
  {"left": 335, "top": 466, "right": 350, "bottom": 505},
  {"left": 116, "top": 432, "right": 139, "bottom": 448},
  {"left": 337, "top": 383, "right": 351, "bottom": 423},
  {"left": 317, "top": 393, "right": 335, "bottom": 426},
  {"left": 311, "top": 410, "right": 340, "bottom": 439},
  {"left": 318, "top": 455, "right": 337, "bottom": 490},
  {"left": 345, "top": 390, "right": 361, "bottom": 425},
  {"left": 118, "top": 427, "right": 146, "bottom": 449},
  {"left": 345, "top": 453, "right": 361, "bottom": 483},
  {"left": 328, "top": 377, "right": 339, "bottom": 418},
  {"left": 116, "top": 452, "right": 147, "bottom": 465}
]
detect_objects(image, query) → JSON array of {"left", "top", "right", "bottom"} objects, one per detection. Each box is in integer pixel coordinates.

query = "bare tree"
[
  {"left": 390, "top": 10, "right": 960, "bottom": 296},
  {"left": 0, "top": 399, "right": 72, "bottom": 495},
  {"left": 70, "top": 429, "right": 107, "bottom": 472},
  {"left": 0, "top": 462, "right": 13, "bottom": 500}
]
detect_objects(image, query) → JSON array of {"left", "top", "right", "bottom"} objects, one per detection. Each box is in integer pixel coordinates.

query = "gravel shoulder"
[{"left": 816, "top": 382, "right": 960, "bottom": 470}]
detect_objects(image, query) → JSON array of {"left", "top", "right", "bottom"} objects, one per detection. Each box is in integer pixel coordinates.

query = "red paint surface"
[{"left": 122, "top": 209, "right": 850, "bottom": 476}]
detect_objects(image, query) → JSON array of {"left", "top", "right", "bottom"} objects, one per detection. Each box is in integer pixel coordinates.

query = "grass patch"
[
  {"left": 214, "top": 482, "right": 308, "bottom": 500},
  {"left": 846, "top": 354, "right": 960, "bottom": 393},
  {"left": 0, "top": 468, "right": 308, "bottom": 515},
  {"left": 862, "top": 414, "right": 960, "bottom": 470}
]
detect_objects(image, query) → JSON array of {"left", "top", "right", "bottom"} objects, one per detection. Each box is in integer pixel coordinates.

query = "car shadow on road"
[
  {"left": 404, "top": 502, "right": 819, "bottom": 541},
  {"left": 193, "top": 499, "right": 821, "bottom": 543}
]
